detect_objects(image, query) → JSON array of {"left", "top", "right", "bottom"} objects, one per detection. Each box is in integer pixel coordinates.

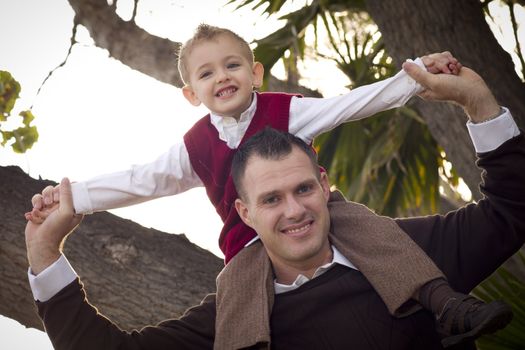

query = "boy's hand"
[
  {"left": 421, "top": 51, "right": 462, "bottom": 75},
  {"left": 25, "top": 183, "right": 61, "bottom": 224},
  {"left": 25, "top": 178, "right": 83, "bottom": 274}
]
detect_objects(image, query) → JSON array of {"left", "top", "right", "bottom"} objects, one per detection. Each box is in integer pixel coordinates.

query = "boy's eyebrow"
[
  {"left": 194, "top": 62, "right": 212, "bottom": 73},
  {"left": 194, "top": 54, "right": 245, "bottom": 73}
]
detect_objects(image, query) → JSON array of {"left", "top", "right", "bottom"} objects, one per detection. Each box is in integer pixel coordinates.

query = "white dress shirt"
[
  {"left": 71, "top": 59, "right": 426, "bottom": 214},
  {"left": 29, "top": 109, "right": 520, "bottom": 301}
]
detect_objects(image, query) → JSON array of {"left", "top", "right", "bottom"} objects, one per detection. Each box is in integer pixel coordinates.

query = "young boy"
[{"left": 27, "top": 24, "right": 510, "bottom": 347}]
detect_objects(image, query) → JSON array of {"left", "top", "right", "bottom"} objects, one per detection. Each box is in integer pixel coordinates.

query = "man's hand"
[
  {"left": 25, "top": 178, "right": 83, "bottom": 275},
  {"left": 403, "top": 61, "right": 501, "bottom": 123}
]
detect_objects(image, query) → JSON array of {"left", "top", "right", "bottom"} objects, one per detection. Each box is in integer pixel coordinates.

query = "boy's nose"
[{"left": 216, "top": 69, "right": 230, "bottom": 83}]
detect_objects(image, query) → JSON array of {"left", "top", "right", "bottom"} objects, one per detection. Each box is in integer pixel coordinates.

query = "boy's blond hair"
[{"left": 177, "top": 24, "right": 254, "bottom": 85}]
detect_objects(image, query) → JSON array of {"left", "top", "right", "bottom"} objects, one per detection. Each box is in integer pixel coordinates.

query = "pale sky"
[{"left": 1, "top": 0, "right": 522, "bottom": 349}]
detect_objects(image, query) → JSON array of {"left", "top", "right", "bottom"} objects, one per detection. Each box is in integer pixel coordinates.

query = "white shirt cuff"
[
  {"left": 71, "top": 181, "right": 94, "bottom": 214},
  {"left": 467, "top": 107, "right": 520, "bottom": 153},
  {"left": 28, "top": 254, "right": 78, "bottom": 302}
]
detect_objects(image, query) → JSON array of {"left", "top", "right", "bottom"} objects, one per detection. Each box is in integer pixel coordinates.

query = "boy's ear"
[
  {"left": 182, "top": 85, "right": 202, "bottom": 106},
  {"left": 252, "top": 62, "right": 264, "bottom": 89},
  {"left": 235, "top": 198, "right": 253, "bottom": 228}
]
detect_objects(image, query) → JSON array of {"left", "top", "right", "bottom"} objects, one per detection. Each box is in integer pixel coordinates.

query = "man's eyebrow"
[{"left": 255, "top": 190, "right": 279, "bottom": 203}]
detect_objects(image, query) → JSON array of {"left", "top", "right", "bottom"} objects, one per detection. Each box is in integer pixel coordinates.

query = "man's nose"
[{"left": 284, "top": 195, "right": 306, "bottom": 219}]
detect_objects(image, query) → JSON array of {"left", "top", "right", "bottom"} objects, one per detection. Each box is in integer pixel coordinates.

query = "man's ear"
[
  {"left": 182, "top": 85, "right": 202, "bottom": 106},
  {"left": 235, "top": 198, "right": 253, "bottom": 228},
  {"left": 252, "top": 62, "right": 264, "bottom": 89},
  {"left": 320, "top": 172, "right": 330, "bottom": 202}
]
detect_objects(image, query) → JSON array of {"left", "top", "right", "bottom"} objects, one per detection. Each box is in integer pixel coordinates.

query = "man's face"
[
  {"left": 182, "top": 34, "right": 263, "bottom": 120},
  {"left": 235, "top": 146, "right": 332, "bottom": 276}
]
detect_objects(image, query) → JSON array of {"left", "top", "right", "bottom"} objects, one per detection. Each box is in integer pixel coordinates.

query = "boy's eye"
[
  {"left": 227, "top": 63, "right": 240, "bottom": 69},
  {"left": 199, "top": 71, "right": 212, "bottom": 79}
]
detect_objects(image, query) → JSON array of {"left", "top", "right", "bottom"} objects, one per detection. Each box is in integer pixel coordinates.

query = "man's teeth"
[{"left": 285, "top": 223, "right": 310, "bottom": 234}]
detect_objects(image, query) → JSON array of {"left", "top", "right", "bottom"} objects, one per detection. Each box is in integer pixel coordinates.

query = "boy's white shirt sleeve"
[
  {"left": 71, "top": 141, "right": 203, "bottom": 214},
  {"left": 289, "top": 58, "right": 426, "bottom": 144}
]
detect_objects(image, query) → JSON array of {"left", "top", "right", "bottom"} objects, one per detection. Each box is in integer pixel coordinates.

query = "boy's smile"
[{"left": 182, "top": 34, "right": 264, "bottom": 120}]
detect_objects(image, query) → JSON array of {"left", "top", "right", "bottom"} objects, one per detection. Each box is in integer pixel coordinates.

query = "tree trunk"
[
  {"left": 366, "top": 0, "right": 525, "bottom": 199},
  {"left": 0, "top": 165, "right": 222, "bottom": 331}
]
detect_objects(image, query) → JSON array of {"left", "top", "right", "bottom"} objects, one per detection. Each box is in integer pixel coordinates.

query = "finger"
[
  {"left": 449, "top": 63, "right": 459, "bottom": 75},
  {"left": 28, "top": 209, "right": 45, "bottom": 224},
  {"left": 31, "top": 194, "right": 44, "bottom": 210},
  {"left": 433, "top": 58, "right": 451, "bottom": 74},
  {"left": 42, "top": 186, "right": 55, "bottom": 206},
  {"left": 403, "top": 61, "right": 433, "bottom": 88},
  {"left": 421, "top": 55, "right": 438, "bottom": 73},
  {"left": 53, "top": 185, "right": 60, "bottom": 204},
  {"left": 58, "top": 177, "right": 75, "bottom": 214},
  {"left": 441, "top": 51, "right": 457, "bottom": 64},
  {"left": 25, "top": 212, "right": 44, "bottom": 224}
]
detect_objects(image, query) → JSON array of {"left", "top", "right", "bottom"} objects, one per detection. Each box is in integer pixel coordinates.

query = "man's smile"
[{"left": 280, "top": 220, "right": 314, "bottom": 236}]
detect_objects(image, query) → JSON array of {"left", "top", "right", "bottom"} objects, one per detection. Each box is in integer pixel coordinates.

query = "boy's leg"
[
  {"left": 328, "top": 190, "right": 513, "bottom": 347},
  {"left": 215, "top": 241, "right": 273, "bottom": 350}
]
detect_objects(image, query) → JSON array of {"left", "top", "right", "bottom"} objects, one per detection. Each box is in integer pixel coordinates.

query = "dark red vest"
[{"left": 184, "top": 92, "right": 299, "bottom": 263}]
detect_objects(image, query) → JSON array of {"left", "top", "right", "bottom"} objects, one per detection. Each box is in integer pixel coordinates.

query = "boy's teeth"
[{"left": 217, "top": 87, "right": 236, "bottom": 97}]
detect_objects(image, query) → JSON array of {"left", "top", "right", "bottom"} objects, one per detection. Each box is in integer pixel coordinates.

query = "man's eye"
[
  {"left": 298, "top": 185, "right": 312, "bottom": 194},
  {"left": 263, "top": 196, "right": 278, "bottom": 205}
]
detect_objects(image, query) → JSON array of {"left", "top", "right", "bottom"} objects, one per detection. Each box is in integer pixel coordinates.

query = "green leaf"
[
  {"left": 253, "top": 2, "right": 320, "bottom": 78},
  {"left": 0, "top": 70, "right": 39, "bottom": 153},
  {"left": 0, "top": 70, "right": 21, "bottom": 118},
  {"left": 10, "top": 125, "right": 39, "bottom": 153},
  {"left": 20, "top": 110, "right": 35, "bottom": 126}
]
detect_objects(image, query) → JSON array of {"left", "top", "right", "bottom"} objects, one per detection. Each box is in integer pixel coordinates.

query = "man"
[{"left": 26, "top": 64, "right": 524, "bottom": 349}]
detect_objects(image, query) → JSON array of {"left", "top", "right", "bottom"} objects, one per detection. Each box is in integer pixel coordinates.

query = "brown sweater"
[{"left": 36, "top": 133, "right": 525, "bottom": 349}]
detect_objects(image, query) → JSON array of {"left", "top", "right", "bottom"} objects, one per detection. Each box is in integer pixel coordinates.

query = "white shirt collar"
[
  {"left": 209, "top": 92, "right": 258, "bottom": 148},
  {"left": 274, "top": 246, "right": 358, "bottom": 294}
]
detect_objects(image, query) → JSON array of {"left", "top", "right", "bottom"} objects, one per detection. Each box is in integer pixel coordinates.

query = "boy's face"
[{"left": 182, "top": 34, "right": 264, "bottom": 120}]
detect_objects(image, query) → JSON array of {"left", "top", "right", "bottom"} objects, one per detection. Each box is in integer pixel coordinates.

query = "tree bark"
[
  {"left": 0, "top": 165, "right": 222, "bottom": 331},
  {"left": 366, "top": 0, "right": 525, "bottom": 199}
]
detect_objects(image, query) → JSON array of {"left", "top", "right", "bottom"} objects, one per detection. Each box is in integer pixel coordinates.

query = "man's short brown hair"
[
  {"left": 231, "top": 128, "right": 321, "bottom": 200},
  {"left": 177, "top": 24, "right": 254, "bottom": 85}
]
